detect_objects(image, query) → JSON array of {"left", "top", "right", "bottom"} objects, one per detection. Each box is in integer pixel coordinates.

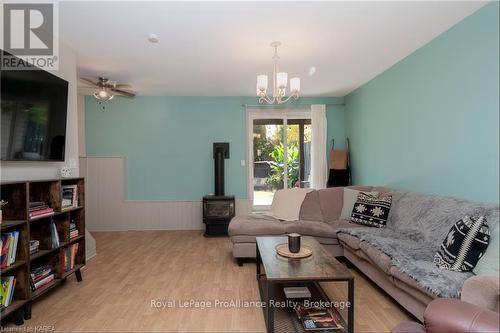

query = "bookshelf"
[{"left": 1, "top": 178, "right": 86, "bottom": 325}]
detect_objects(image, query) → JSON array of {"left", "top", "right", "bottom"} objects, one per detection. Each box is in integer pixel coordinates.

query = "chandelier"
[{"left": 256, "top": 41, "right": 301, "bottom": 104}]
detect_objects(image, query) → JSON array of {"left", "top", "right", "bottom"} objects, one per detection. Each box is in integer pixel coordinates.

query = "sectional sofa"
[{"left": 228, "top": 186, "right": 499, "bottom": 321}]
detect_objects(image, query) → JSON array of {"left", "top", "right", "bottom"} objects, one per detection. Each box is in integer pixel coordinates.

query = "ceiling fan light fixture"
[
  {"left": 93, "top": 88, "right": 114, "bottom": 102},
  {"left": 82, "top": 76, "right": 136, "bottom": 105}
]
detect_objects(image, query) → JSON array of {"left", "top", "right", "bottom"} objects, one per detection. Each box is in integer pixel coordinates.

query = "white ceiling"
[{"left": 60, "top": 1, "right": 488, "bottom": 97}]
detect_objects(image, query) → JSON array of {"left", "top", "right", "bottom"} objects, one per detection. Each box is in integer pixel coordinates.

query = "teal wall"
[
  {"left": 85, "top": 96, "right": 344, "bottom": 200},
  {"left": 345, "top": 3, "right": 499, "bottom": 203}
]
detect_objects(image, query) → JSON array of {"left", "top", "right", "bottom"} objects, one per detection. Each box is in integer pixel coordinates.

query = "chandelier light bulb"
[
  {"left": 257, "top": 75, "right": 268, "bottom": 91},
  {"left": 277, "top": 72, "right": 288, "bottom": 89},
  {"left": 290, "top": 77, "right": 300, "bottom": 93}
]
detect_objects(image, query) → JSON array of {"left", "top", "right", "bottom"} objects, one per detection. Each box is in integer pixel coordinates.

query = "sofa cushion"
[
  {"left": 340, "top": 188, "right": 379, "bottom": 220},
  {"left": 317, "top": 187, "right": 344, "bottom": 222},
  {"left": 390, "top": 266, "right": 438, "bottom": 300},
  {"left": 314, "top": 237, "right": 339, "bottom": 246},
  {"left": 299, "top": 190, "right": 324, "bottom": 222},
  {"left": 270, "top": 188, "right": 313, "bottom": 221},
  {"left": 282, "top": 220, "right": 337, "bottom": 239},
  {"left": 231, "top": 234, "right": 338, "bottom": 245},
  {"left": 371, "top": 186, "right": 393, "bottom": 198},
  {"left": 359, "top": 241, "right": 393, "bottom": 274},
  {"left": 318, "top": 186, "right": 373, "bottom": 222},
  {"left": 461, "top": 275, "right": 500, "bottom": 312},
  {"left": 228, "top": 215, "right": 339, "bottom": 244},
  {"left": 228, "top": 214, "right": 285, "bottom": 237},
  {"left": 337, "top": 231, "right": 363, "bottom": 250},
  {"left": 474, "top": 224, "right": 499, "bottom": 276}
]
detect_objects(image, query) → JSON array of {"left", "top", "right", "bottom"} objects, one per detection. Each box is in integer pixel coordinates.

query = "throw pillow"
[
  {"left": 349, "top": 193, "right": 392, "bottom": 228},
  {"left": 434, "top": 216, "right": 490, "bottom": 272},
  {"left": 299, "top": 191, "right": 324, "bottom": 222},
  {"left": 270, "top": 188, "right": 313, "bottom": 221},
  {"left": 340, "top": 188, "right": 379, "bottom": 220},
  {"left": 473, "top": 224, "right": 499, "bottom": 276}
]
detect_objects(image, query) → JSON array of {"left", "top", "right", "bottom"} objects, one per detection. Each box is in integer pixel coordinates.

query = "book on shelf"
[
  {"left": 60, "top": 243, "right": 79, "bottom": 272},
  {"left": 0, "top": 231, "right": 20, "bottom": 268},
  {"left": 29, "top": 208, "right": 54, "bottom": 218},
  {"left": 69, "top": 222, "right": 79, "bottom": 239},
  {"left": 50, "top": 222, "right": 60, "bottom": 249},
  {"left": 29, "top": 240, "right": 40, "bottom": 254},
  {"left": 29, "top": 201, "right": 45, "bottom": 208},
  {"left": 33, "top": 274, "right": 54, "bottom": 290},
  {"left": 29, "top": 201, "right": 53, "bottom": 216},
  {"left": 30, "top": 265, "right": 54, "bottom": 291},
  {"left": 31, "top": 264, "right": 51, "bottom": 279},
  {"left": 61, "top": 185, "right": 78, "bottom": 209},
  {"left": 29, "top": 204, "right": 49, "bottom": 212},
  {"left": 0, "top": 276, "right": 16, "bottom": 309},
  {"left": 294, "top": 304, "right": 344, "bottom": 331}
]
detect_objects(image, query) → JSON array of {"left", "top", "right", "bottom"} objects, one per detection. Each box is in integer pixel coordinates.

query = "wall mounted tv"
[{"left": 1, "top": 52, "right": 69, "bottom": 161}]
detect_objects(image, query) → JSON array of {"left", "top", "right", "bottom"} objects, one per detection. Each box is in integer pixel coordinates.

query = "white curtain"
[{"left": 311, "top": 104, "right": 327, "bottom": 189}]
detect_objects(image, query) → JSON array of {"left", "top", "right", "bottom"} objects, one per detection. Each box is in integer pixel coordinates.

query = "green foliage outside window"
[{"left": 266, "top": 143, "right": 299, "bottom": 189}]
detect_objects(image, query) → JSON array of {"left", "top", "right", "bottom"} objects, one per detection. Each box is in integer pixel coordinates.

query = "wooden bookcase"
[{"left": 0, "top": 177, "right": 86, "bottom": 325}]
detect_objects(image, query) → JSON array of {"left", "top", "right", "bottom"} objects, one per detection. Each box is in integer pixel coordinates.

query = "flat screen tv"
[{"left": 1, "top": 52, "right": 69, "bottom": 161}]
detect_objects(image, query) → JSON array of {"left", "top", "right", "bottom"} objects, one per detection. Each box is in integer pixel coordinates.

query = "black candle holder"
[{"left": 288, "top": 233, "right": 301, "bottom": 253}]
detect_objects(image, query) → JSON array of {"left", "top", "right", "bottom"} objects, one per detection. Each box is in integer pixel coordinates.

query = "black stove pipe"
[{"left": 214, "top": 148, "right": 224, "bottom": 196}]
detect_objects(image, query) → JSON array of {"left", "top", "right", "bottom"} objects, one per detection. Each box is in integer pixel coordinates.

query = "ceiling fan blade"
[
  {"left": 114, "top": 84, "right": 132, "bottom": 88},
  {"left": 80, "top": 77, "right": 99, "bottom": 87},
  {"left": 110, "top": 88, "right": 136, "bottom": 98}
]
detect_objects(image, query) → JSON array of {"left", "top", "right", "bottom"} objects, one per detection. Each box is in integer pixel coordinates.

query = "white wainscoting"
[{"left": 79, "top": 156, "right": 252, "bottom": 232}]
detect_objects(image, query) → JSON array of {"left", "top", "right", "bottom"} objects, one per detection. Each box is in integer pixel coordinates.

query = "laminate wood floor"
[{"left": 9, "top": 231, "right": 412, "bottom": 332}]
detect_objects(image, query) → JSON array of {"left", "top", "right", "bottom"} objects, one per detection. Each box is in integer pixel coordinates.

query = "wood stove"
[{"left": 203, "top": 143, "right": 235, "bottom": 236}]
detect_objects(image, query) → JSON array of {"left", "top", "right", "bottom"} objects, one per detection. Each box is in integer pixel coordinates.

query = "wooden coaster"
[{"left": 275, "top": 244, "right": 313, "bottom": 259}]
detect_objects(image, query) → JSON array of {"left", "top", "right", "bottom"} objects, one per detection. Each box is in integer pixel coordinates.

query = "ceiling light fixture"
[
  {"left": 148, "top": 33, "right": 159, "bottom": 43},
  {"left": 81, "top": 77, "right": 136, "bottom": 110},
  {"left": 256, "top": 41, "right": 300, "bottom": 104},
  {"left": 93, "top": 87, "right": 114, "bottom": 102}
]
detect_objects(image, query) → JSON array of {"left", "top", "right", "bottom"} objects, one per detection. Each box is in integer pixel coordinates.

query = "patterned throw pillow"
[
  {"left": 350, "top": 193, "right": 392, "bottom": 228},
  {"left": 434, "top": 216, "right": 490, "bottom": 272}
]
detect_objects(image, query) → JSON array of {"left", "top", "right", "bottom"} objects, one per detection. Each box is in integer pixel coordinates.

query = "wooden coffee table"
[{"left": 256, "top": 236, "right": 354, "bottom": 333}]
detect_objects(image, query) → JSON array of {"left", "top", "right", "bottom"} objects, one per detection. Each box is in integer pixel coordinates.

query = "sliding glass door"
[
  {"left": 252, "top": 119, "right": 284, "bottom": 207},
  {"left": 287, "top": 119, "right": 312, "bottom": 189},
  {"left": 248, "top": 110, "right": 311, "bottom": 209}
]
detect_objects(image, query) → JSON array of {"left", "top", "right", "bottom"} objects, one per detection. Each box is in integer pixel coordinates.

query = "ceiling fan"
[{"left": 80, "top": 77, "right": 136, "bottom": 102}]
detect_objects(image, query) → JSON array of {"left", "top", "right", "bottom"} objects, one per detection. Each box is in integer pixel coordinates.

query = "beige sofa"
[
  {"left": 229, "top": 186, "right": 384, "bottom": 259},
  {"left": 228, "top": 186, "right": 499, "bottom": 321}
]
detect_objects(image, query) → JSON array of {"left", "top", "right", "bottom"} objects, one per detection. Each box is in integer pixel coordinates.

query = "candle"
[{"left": 288, "top": 233, "right": 301, "bottom": 253}]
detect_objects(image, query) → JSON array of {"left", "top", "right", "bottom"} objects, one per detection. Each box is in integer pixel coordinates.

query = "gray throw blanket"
[
  {"left": 337, "top": 227, "right": 473, "bottom": 298},
  {"left": 336, "top": 190, "right": 499, "bottom": 298}
]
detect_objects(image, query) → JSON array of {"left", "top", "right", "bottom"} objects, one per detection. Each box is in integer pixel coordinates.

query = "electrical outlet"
[{"left": 241, "top": 160, "right": 245, "bottom": 167}]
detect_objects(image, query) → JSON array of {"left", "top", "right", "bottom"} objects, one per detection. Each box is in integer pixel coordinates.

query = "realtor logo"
[{"left": 1, "top": 2, "right": 59, "bottom": 70}]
